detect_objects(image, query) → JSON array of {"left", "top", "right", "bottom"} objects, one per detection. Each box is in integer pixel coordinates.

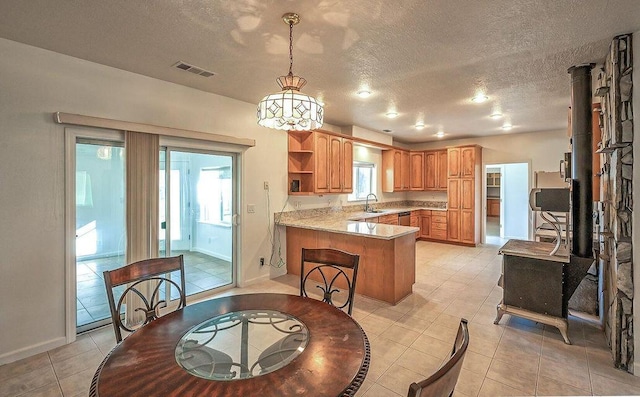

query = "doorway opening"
[{"left": 484, "top": 162, "right": 530, "bottom": 246}]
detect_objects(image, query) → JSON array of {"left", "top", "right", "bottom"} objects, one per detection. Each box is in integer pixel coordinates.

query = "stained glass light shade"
[{"left": 257, "top": 73, "right": 323, "bottom": 131}]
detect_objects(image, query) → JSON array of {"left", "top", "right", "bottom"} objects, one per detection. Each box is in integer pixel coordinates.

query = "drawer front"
[
  {"left": 431, "top": 230, "right": 447, "bottom": 240},
  {"left": 432, "top": 222, "right": 447, "bottom": 231},
  {"left": 378, "top": 214, "right": 398, "bottom": 225},
  {"left": 431, "top": 214, "right": 447, "bottom": 223}
]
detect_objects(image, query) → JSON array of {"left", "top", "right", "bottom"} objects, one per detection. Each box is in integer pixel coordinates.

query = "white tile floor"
[
  {"left": 2, "top": 241, "right": 638, "bottom": 397},
  {"left": 76, "top": 251, "right": 232, "bottom": 328}
]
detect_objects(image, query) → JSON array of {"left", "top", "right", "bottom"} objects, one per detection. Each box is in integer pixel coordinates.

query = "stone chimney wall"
[{"left": 597, "top": 33, "right": 634, "bottom": 372}]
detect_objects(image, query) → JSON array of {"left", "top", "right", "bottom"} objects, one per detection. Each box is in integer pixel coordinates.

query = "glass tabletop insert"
[{"left": 175, "top": 309, "right": 309, "bottom": 380}]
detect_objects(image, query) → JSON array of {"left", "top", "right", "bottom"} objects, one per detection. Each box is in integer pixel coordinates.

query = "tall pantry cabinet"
[{"left": 446, "top": 146, "right": 481, "bottom": 245}]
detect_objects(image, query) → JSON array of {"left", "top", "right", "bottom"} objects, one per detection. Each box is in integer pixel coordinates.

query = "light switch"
[{"left": 247, "top": 204, "right": 256, "bottom": 213}]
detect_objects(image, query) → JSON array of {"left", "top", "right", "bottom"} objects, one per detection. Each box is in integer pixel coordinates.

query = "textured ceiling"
[{"left": 0, "top": 1, "right": 639, "bottom": 143}]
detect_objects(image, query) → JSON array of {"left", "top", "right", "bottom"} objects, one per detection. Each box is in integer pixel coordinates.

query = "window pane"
[{"left": 348, "top": 162, "right": 375, "bottom": 201}]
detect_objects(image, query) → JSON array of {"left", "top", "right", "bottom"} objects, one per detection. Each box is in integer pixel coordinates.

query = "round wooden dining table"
[{"left": 90, "top": 293, "right": 370, "bottom": 397}]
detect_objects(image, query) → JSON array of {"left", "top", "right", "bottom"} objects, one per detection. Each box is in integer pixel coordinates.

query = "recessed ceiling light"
[
  {"left": 357, "top": 90, "right": 372, "bottom": 98},
  {"left": 501, "top": 123, "right": 513, "bottom": 131},
  {"left": 490, "top": 112, "right": 503, "bottom": 119},
  {"left": 471, "top": 93, "right": 489, "bottom": 103},
  {"left": 435, "top": 131, "right": 445, "bottom": 138},
  {"left": 415, "top": 123, "right": 425, "bottom": 130},
  {"left": 386, "top": 112, "right": 398, "bottom": 118}
]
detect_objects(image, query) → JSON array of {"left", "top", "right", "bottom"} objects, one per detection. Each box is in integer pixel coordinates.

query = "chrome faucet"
[{"left": 365, "top": 193, "right": 378, "bottom": 212}]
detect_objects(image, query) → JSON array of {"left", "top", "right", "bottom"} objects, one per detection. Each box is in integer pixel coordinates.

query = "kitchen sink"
[{"left": 366, "top": 210, "right": 387, "bottom": 213}]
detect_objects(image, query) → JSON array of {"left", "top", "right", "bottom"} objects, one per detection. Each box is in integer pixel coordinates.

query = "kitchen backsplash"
[{"left": 276, "top": 200, "right": 447, "bottom": 222}]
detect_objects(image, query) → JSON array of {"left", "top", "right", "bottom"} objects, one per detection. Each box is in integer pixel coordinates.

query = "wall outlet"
[
  {"left": 247, "top": 204, "right": 255, "bottom": 213},
  {"left": 294, "top": 201, "right": 301, "bottom": 209},
  {"left": 263, "top": 181, "right": 269, "bottom": 190},
  {"left": 260, "top": 257, "right": 265, "bottom": 266}
]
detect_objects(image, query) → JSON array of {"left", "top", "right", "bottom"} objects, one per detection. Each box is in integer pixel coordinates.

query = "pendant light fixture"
[{"left": 257, "top": 13, "right": 323, "bottom": 131}]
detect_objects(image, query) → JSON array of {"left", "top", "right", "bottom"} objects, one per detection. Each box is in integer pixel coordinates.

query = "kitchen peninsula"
[{"left": 277, "top": 202, "right": 444, "bottom": 304}]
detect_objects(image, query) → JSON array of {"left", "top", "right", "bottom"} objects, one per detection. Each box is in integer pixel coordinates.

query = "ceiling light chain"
[{"left": 287, "top": 17, "right": 294, "bottom": 76}]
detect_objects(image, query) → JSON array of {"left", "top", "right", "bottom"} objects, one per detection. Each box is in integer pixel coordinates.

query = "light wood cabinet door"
[
  {"left": 410, "top": 152, "right": 425, "bottom": 190},
  {"left": 424, "top": 151, "right": 437, "bottom": 190},
  {"left": 461, "top": 178, "right": 474, "bottom": 210},
  {"left": 328, "top": 135, "right": 343, "bottom": 192},
  {"left": 448, "top": 147, "right": 460, "bottom": 178},
  {"left": 314, "top": 132, "right": 330, "bottom": 193},
  {"left": 393, "top": 150, "right": 403, "bottom": 191},
  {"left": 461, "top": 210, "right": 474, "bottom": 243},
  {"left": 437, "top": 150, "right": 448, "bottom": 189},
  {"left": 488, "top": 199, "right": 500, "bottom": 217},
  {"left": 342, "top": 138, "right": 353, "bottom": 192},
  {"left": 420, "top": 215, "right": 431, "bottom": 238},
  {"left": 447, "top": 179, "right": 460, "bottom": 210},
  {"left": 447, "top": 210, "right": 461, "bottom": 241},
  {"left": 401, "top": 151, "right": 410, "bottom": 190},
  {"left": 378, "top": 213, "right": 398, "bottom": 225},
  {"left": 461, "top": 146, "right": 476, "bottom": 178}
]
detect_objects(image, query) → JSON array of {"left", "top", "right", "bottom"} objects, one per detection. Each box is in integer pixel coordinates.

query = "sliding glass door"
[
  {"left": 160, "top": 149, "right": 235, "bottom": 298},
  {"left": 75, "top": 141, "right": 125, "bottom": 331},
  {"left": 72, "top": 137, "right": 237, "bottom": 333}
]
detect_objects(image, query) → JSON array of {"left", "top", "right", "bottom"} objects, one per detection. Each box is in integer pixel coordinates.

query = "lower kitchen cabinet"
[
  {"left": 430, "top": 212, "right": 448, "bottom": 240},
  {"left": 377, "top": 213, "right": 399, "bottom": 225},
  {"left": 420, "top": 211, "right": 431, "bottom": 238},
  {"left": 487, "top": 198, "right": 500, "bottom": 217},
  {"left": 447, "top": 210, "right": 461, "bottom": 242}
]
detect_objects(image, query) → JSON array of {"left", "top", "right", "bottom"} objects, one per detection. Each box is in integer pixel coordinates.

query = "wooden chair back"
[
  {"left": 103, "top": 255, "right": 186, "bottom": 342},
  {"left": 407, "top": 318, "right": 469, "bottom": 397},
  {"left": 300, "top": 248, "right": 360, "bottom": 315}
]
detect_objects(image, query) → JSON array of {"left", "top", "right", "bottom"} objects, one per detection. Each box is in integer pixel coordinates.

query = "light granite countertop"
[{"left": 275, "top": 201, "right": 446, "bottom": 240}]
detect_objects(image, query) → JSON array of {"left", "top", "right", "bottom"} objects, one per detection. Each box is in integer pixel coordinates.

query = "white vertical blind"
[{"left": 125, "top": 131, "right": 160, "bottom": 262}]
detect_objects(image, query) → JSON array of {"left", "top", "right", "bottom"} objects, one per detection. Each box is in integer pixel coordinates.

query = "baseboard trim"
[
  {"left": 239, "top": 274, "right": 270, "bottom": 288},
  {"left": 191, "top": 247, "right": 231, "bottom": 263},
  {"left": 0, "top": 337, "right": 67, "bottom": 365}
]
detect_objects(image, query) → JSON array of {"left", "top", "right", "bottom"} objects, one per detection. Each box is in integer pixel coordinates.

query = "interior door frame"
[
  {"left": 65, "top": 127, "right": 124, "bottom": 344},
  {"left": 482, "top": 160, "right": 533, "bottom": 244}
]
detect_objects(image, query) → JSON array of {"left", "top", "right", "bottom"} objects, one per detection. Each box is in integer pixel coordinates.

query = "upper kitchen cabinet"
[
  {"left": 287, "top": 130, "right": 316, "bottom": 194},
  {"left": 447, "top": 146, "right": 477, "bottom": 178},
  {"left": 409, "top": 151, "right": 425, "bottom": 190},
  {"left": 447, "top": 147, "right": 461, "bottom": 177},
  {"left": 425, "top": 150, "right": 448, "bottom": 191},
  {"left": 438, "top": 150, "right": 448, "bottom": 189},
  {"left": 382, "top": 149, "right": 410, "bottom": 192},
  {"left": 287, "top": 130, "right": 353, "bottom": 195}
]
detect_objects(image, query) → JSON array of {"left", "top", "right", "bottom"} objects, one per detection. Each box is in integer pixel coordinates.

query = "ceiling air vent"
[{"left": 173, "top": 61, "right": 215, "bottom": 78}]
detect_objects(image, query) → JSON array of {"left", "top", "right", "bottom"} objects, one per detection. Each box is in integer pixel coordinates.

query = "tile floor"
[
  {"left": 3, "top": 241, "right": 639, "bottom": 396},
  {"left": 76, "top": 251, "right": 232, "bottom": 327}
]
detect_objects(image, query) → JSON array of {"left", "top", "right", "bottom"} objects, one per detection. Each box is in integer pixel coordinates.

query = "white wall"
[
  {"left": 0, "top": 38, "right": 290, "bottom": 363},
  {"left": 502, "top": 163, "right": 530, "bottom": 239},
  {"left": 412, "top": 129, "right": 570, "bottom": 171}
]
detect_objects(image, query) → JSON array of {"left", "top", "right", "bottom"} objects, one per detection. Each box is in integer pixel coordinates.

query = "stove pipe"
[{"left": 567, "top": 64, "right": 595, "bottom": 258}]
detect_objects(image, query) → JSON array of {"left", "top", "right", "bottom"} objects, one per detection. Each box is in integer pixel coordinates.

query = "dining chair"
[
  {"left": 103, "top": 255, "right": 187, "bottom": 342},
  {"left": 407, "top": 318, "right": 469, "bottom": 397},
  {"left": 300, "top": 248, "right": 360, "bottom": 315}
]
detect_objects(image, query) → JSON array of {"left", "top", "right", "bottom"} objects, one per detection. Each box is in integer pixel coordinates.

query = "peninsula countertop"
[{"left": 276, "top": 204, "right": 445, "bottom": 240}]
